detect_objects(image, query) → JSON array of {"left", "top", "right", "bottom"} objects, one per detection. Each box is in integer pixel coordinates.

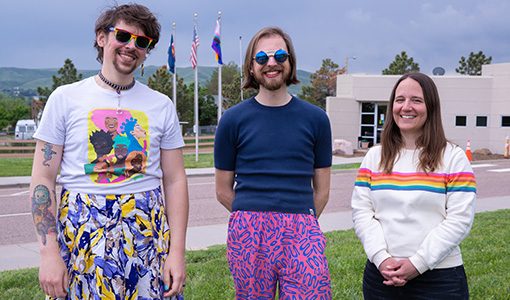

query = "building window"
[
  {"left": 502, "top": 116, "right": 510, "bottom": 127},
  {"left": 455, "top": 115, "right": 467, "bottom": 127},
  {"left": 359, "top": 102, "right": 387, "bottom": 148},
  {"left": 361, "top": 102, "right": 375, "bottom": 113},
  {"left": 475, "top": 116, "right": 488, "bottom": 127}
]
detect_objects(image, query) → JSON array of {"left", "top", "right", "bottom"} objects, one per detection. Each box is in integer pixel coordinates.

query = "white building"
[{"left": 326, "top": 62, "right": 510, "bottom": 154}]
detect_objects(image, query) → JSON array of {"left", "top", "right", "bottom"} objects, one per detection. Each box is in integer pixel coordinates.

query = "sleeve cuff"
[
  {"left": 372, "top": 250, "right": 391, "bottom": 269},
  {"left": 409, "top": 254, "right": 429, "bottom": 274}
]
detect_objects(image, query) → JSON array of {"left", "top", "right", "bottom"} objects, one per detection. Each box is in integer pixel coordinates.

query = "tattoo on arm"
[
  {"left": 41, "top": 143, "right": 57, "bottom": 167},
  {"left": 31, "top": 185, "right": 57, "bottom": 245}
]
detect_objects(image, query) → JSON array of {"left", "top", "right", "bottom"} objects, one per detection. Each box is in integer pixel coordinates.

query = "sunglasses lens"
[
  {"left": 255, "top": 52, "right": 269, "bottom": 65},
  {"left": 115, "top": 30, "right": 132, "bottom": 43},
  {"left": 136, "top": 37, "right": 151, "bottom": 49},
  {"left": 274, "top": 50, "right": 288, "bottom": 63}
]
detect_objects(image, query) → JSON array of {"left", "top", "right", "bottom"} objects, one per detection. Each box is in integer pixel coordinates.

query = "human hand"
[
  {"left": 378, "top": 258, "right": 407, "bottom": 286},
  {"left": 380, "top": 258, "right": 419, "bottom": 286},
  {"left": 162, "top": 250, "right": 186, "bottom": 297},
  {"left": 39, "top": 252, "right": 69, "bottom": 298}
]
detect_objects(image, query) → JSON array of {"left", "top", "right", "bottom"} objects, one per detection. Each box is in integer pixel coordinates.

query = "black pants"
[{"left": 363, "top": 260, "right": 469, "bottom": 300}]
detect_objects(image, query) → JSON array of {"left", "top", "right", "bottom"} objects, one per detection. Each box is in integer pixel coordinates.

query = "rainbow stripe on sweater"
[{"left": 354, "top": 168, "right": 476, "bottom": 194}]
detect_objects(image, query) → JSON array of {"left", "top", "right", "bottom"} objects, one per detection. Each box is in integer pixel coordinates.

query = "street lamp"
[{"left": 345, "top": 56, "right": 357, "bottom": 74}]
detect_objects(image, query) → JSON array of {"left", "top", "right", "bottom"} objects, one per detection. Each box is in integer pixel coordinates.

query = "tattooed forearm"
[
  {"left": 41, "top": 143, "right": 57, "bottom": 167},
  {"left": 31, "top": 185, "right": 57, "bottom": 245}
]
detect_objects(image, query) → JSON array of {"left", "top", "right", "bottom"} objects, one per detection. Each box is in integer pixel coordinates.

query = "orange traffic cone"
[
  {"left": 466, "top": 139, "right": 472, "bottom": 161},
  {"left": 505, "top": 135, "right": 509, "bottom": 159}
]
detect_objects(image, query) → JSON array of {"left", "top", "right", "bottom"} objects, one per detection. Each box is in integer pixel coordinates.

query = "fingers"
[
  {"left": 163, "top": 272, "right": 186, "bottom": 297},
  {"left": 383, "top": 276, "right": 407, "bottom": 286},
  {"left": 41, "top": 278, "right": 68, "bottom": 298}
]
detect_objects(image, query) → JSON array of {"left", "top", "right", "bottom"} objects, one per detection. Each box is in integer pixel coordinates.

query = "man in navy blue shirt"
[{"left": 214, "top": 26, "right": 332, "bottom": 299}]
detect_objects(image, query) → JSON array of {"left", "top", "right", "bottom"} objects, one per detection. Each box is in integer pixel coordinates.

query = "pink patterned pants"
[{"left": 227, "top": 211, "right": 331, "bottom": 300}]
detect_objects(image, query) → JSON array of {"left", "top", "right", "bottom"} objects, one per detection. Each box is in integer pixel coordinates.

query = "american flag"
[{"left": 190, "top": 24, "right": 199, "bottom": 69}]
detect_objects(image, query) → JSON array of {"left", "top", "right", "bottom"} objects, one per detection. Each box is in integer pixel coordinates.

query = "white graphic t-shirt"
[{"left": 35, "top": 76, "right": 184, "bottom": 194}]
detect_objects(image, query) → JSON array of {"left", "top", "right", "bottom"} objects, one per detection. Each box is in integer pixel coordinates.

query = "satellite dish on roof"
[{"left": 433, "top": 67, "right": 445, "bottom": 76}]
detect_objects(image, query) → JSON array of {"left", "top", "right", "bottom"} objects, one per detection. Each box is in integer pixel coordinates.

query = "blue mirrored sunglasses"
[{"left": 253, "top": 49, "right": 289, "bottom": 65}]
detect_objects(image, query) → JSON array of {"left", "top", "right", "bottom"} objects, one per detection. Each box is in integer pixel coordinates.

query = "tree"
[
  {"left": 148, "top": 66, "right": 217, "bottom": 133},
  {"left": 298, "top": 58, "right": 345, "bottom": 110},
  {"left": 205, "top": 61, "right": 256, "bottom": 111},
  {"left": 382, "top": 51, "right": 420, "bottom": 75},
  {"left": 37, "top": 58, "right": 83, "bottom": 103},
  {"left": 0, "top": 95, "right": 30, "bottom": 130},
  {"left": 206, "top": 61, "right": 240, "bottom": 94},
  {"left": 198, "top": 87, "right": 217, "bottom": 126},
  {"left": 178, "top": 84, "right": 218, "bottom": 134},
  {"left": 456, "top": 51, "right": 492, "bottom": 76},
  {"left": 35, "top": 59, "right": 83, "bottom": 120},
  {"left": 147, "top": 66, "right": 172, "bottom": 96},
  {"left": 221, "top": 72, "right": 256, "bottom": 110}
]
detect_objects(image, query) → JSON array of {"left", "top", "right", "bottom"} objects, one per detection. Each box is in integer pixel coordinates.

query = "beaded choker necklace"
[{"left": 98, "top": 71, "right": 135, "bottom": 114}]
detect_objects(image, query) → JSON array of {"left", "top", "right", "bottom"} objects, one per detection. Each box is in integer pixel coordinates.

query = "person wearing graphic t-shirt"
[{"left": 29, "top": 4, "right": 188, "bottom": 299}]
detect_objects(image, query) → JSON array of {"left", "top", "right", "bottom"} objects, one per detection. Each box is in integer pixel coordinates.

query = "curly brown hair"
[{"left": 93, "top": 4, "right": 160, "bottom": 64}]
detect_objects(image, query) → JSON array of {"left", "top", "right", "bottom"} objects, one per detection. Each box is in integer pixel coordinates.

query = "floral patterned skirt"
[{"left": 49, "top": 187, "right": 174, "bottom": 300}]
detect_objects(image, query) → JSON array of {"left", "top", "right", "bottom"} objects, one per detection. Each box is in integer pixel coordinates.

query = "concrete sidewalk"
[
  {"left": 1, "top": 195, "right": 510, "bottom": 271},
  {"left": 0, "top": 155, "right": 364, "bottom": 271},
  {"left": 4, "top": 155, "right": 508, "bottom": 272}
]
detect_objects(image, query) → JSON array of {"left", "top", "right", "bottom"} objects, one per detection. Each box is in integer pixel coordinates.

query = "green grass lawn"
[
  {"left": 0, "top": 157, "right": 34, "bottom": 177},
  {"left": 1, "top": 209, "right": 508, "bottom": 299},
  {"left": 0, "top": 155, "right": 360, "bottom": 177},
  {"left": 0, "top": 154, "right": 216, "bottom": 177}
]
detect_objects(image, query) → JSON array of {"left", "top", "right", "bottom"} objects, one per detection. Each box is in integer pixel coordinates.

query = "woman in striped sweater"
[{"left": 351, "top": 72, "right": 476, "bottom": 299}]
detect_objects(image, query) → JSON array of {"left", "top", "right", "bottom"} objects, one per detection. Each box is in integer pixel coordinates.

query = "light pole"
[{"left": 345, "top": 56, "right": 357, "bottom": 74}]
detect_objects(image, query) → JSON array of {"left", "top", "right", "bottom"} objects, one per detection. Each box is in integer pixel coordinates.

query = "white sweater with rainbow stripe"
[{"left": 351, "top": 143, "right": 476, "bottom": 274}]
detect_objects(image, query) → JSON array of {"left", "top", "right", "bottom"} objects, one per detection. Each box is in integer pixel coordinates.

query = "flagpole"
[
  {"left": 193, "top": 14, "right": 199, "bottom": 162},
  {"left": 172, "top": 23, "right": 177, "bottom": 109},
  {"left": 239, "top": 35, "right": 243, "bottom": 101},
  {"left": 217, "top": 12, "right": 222, "bottom": 124}
]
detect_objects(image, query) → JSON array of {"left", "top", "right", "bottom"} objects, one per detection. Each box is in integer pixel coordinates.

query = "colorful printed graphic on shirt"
[{"left": 84, "top": 108, "right": 149, "bottom": 184}]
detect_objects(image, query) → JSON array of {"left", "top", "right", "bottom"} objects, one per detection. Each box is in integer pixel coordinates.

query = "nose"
[
  {"left": 121, "top": 36, "right": 137, "bottom": 49},
  {"left": 266, "top": 56, "right": 278, "bottom": 66},
  {"left": 402, "top": 99, "right": 413, "bottom": 110}
]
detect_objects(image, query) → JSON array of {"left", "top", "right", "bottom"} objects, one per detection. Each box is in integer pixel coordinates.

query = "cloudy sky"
[{"left": 1, "top": 0, "right": 509, "bottom": 75}]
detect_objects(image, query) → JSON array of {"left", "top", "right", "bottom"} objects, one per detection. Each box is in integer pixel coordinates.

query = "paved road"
[
  {"left": 0, "top": 170, "right": 358, "bottom": 246},
  {"left": 2, "top": 159, "right": 510, "bottom": 247}
]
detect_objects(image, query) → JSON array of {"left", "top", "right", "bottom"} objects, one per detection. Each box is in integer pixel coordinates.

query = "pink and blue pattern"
[{"left": 227, "top": 211, "right": 331, "bottom": 300}]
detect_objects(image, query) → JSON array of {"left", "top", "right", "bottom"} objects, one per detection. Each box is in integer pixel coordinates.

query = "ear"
[{"left": 97, "top": 29, "right": 107, "bottom": 47}]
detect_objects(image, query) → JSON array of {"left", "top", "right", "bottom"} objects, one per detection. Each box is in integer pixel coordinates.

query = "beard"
[
  {"left": 253, "top": 67, "right": 290, "bottom": 91},
  {"left": 113, "top": 50, "right": 140, "bottom": 75}
]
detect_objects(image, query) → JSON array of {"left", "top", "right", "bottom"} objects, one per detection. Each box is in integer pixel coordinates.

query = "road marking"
[
  {"left": 488, "top": 168, "right": 510, "bottom": 173},
  {"left": 12, "top": 190, "right": 31, "bottom": 196},
  {"left": 0, "top": 190, "right": 30, "bottom": 197},
  {"left": 188, "top": 182, "right": 214, "bottom": 186},
  {"left": 471, "top": 164, "right": 497, "bottom": 168},
  {"left": 0, "top": 212, "right": 31, "bottom": 218}
]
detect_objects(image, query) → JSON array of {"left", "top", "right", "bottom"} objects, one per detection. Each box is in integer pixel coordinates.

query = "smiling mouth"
[
  {"left": 118, "top": 51, "right": 137, "bottom": 62},
  {"left": 264, "top": 70, "right": 281, "bottom": 78},
  {"left": 401, "top": 115, "right": 416, "bottom": 119}
]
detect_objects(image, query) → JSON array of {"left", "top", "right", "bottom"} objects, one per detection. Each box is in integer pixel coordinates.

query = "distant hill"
[{"left": 0, "top": 66, "right": 311, "bottom": 96}]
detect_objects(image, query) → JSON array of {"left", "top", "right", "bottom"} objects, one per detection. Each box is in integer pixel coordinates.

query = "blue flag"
[{"left": 167, "top": 34, "right": 176, "bottom": 74}]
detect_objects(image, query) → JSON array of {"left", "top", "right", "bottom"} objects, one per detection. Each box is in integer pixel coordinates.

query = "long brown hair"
[
  {"left": 380, "top": 72, "right": 447, "bottom": 174},
  {"left": 242, "top": 26, "right": 300, "bottom": 90}
]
